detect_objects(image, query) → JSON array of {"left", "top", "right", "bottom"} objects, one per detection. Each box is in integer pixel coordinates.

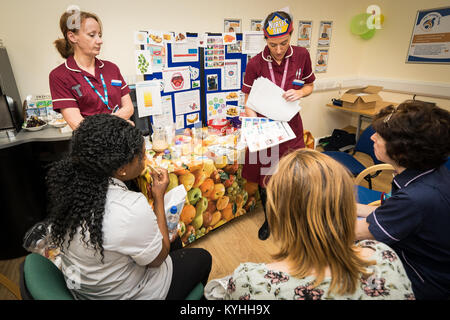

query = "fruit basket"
[{"left": 136, "top": 128, "right": 259, "bottom": 246}]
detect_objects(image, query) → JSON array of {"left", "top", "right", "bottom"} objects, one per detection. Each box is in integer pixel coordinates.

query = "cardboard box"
[{"left": 340, "top": 85, "right": 383, "bottom": 109}]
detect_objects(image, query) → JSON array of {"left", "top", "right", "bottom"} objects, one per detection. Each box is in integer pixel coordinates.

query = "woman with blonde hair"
[
  {"left": 222, "top": 149, "right": 414, "bottom": 300},
  {"left": 49, "top": 7, "right": 134, "bottom": 129}
]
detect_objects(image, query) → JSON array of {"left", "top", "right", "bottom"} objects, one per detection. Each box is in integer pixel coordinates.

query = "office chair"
[
  {"left": 355, "top": 163, "right": 395, "bottom": 205},
  {"left": 20, "top": 253, "right": 204, "bottom": 300},
  {"left": 20, "top": 253, "right": 73, "bottom": 300},
  {"left": 323, "top": 125, "right": 382, "bottom": 189}
]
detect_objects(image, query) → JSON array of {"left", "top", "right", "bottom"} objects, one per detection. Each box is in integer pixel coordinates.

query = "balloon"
[
  {"left": 368, "top": 14, "right": 385, "bottom": 28},
  {"left": 350, "top": 13, "right": 371, "bottom": 35},
  {"left": 360, "top": 28, "right": 376, "bottom": 40}
]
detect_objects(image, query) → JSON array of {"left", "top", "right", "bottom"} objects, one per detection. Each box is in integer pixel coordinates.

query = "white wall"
[{"left": 1, "top": 0, "right": 449, "bottom": 138}]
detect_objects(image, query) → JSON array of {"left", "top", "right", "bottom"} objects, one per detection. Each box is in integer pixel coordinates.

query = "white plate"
[
  {"left": 48, "top": 120, "right": 67, "bottom": 128},
  {"left": 22, "top": 123, "right": 47, "bottom": 131}
]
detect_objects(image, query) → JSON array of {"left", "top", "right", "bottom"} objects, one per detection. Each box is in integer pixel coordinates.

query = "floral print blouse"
[{"left": 224, "top": 240, "right": 415, "bottom": 300}]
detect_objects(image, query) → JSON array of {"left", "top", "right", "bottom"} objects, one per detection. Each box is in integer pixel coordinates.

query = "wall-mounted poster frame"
[
  {"left": 315, "top": 48, "right": 329, "bottom": 73},
  {"left": 406, "top": 6, "right": 450, "bottom": 64},
  {"left": 297, "top": 20, "right": 313, "bottom": 47},
  {"left": 318, "top": 21, "right": 332, "bottom": 47},
  {"left": 250, "top": 19, "right": 263, "bottom": 31},
  {"left": 224, "top": 19, "right": 242, "bottom": 33}
]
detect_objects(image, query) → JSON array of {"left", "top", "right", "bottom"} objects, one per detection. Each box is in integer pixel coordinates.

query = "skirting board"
[{"left": 313, "top": 77, "right": 450, "bottom": 99}]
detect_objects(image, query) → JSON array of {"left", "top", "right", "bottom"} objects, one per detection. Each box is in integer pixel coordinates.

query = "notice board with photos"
[
  {"left": 136, "top": 32, "right": 203, "bottom": 131},
  {"left": 134, "top": 31, "right": 249, "bottom": 134},
  {"left": 202, "top": 33, "right": 248, "bottom": 123}
]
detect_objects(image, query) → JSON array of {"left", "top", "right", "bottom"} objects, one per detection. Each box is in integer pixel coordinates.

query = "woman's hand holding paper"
[{"left": 282, "top": 89, "right": 303, "bottom": 102}]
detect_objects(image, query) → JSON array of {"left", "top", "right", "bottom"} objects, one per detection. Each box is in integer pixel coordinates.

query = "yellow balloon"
[{"left": 370, "top": 14, "right": 385, "bottom": 27}]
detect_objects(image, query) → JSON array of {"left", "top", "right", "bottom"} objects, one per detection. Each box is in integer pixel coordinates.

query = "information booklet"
[{"left": 240, "top": 117, "right": 296, "bottom": 153}]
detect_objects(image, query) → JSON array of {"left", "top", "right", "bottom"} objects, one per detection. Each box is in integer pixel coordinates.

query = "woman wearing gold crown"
[{"left": 241, "top": 10, "right": 315, "bottom": 240}]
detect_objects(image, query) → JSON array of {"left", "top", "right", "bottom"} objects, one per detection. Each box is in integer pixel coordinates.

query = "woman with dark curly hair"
[
  {"left": 355, "top": 100, "right": 450, "bottom": 300},
  {"left": 46, "top": 114, "right": 211, "bottom": 300}
]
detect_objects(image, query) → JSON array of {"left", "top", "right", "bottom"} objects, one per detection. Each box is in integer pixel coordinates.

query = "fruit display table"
[{"left": 135, "top": 127, "right": 259, "bottom": 246}]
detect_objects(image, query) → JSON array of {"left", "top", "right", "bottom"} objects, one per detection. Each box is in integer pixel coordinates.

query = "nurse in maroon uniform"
[
  {"left": 241, "top": 11, "right": 315, "bottom": 240},
  {"left": 49, "top": 9, "right": 134, "bottom": 130}
]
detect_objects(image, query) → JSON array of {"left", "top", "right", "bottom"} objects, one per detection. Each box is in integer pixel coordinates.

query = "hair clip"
[{"left": 383, "top": 109, "right": 395, "bottom": 124}]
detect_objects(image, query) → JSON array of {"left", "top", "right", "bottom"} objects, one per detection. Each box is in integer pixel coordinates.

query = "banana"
[{"left": 187, "top": 114, "right": 199, "bottom": 123}]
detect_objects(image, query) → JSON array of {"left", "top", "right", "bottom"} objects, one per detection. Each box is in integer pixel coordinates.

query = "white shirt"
[{"left": 60, "top": 178, "right": 172, "bottom": 300}]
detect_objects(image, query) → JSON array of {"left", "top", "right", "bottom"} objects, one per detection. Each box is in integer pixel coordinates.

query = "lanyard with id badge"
[{"left": 83, "top": 74, "right": 120, "bottom": 113}]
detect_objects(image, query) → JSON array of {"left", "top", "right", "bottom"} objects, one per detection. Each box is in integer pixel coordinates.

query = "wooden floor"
[{"left": 0, "top": 148, "right": 391, "bottom": 300}]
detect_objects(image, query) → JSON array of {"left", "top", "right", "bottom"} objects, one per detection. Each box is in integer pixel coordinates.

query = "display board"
[
  {"left": 134, "top": 32, "right": 248, "bottom": 134},
  {"left": 138, "top": 33, "right": 203, "bottom": 131},
  {"left": 203, "top": 33, "right": 248, "bottom": 123}
]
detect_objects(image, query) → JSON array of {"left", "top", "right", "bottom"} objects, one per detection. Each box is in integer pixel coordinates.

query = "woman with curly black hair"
[
  {"left": 355, "top": 100, "right": 450, "bottom": 300},
  {"left": 46, "top": 114, "right": 211, "bottom": 300}
]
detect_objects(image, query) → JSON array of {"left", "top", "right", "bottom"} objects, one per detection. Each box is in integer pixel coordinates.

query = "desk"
[
  {"left": 0, "top": 126, "right": 72, "bottom": 150},
  {"left": 326, "top": 101, "right": 397, "bottom": 140},
  {"left": 0, "top": 127, "right": 72, "bottom": 259}
]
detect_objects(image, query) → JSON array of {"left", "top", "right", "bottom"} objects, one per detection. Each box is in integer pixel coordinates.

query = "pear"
[
  {"left": 195, "top": 196, "right": 208, "bottom": 217},
  {"left": 166, "top": 173, "right": 179, "bottom": 193},
  {"left": 192, "top": 213, "right": 203, "bottom": 230}
]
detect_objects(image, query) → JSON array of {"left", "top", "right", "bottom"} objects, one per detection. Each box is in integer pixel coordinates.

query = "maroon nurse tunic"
[{"left": 241, "top": 45, "right": 315, "bottom": 187}]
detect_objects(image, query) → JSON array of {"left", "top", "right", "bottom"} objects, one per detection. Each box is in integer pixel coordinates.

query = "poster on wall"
[
  {"left": 406, "top": 6, "right": 450, "bottom": 64},
  {"left": 297, "top": 21, "right": 312, "bottom": 47},
  {"left": 221, "top": 59, "right": 241, "bottom": 90},
  {"left": 135, "top": 50, "right": 152, "bottom": 75},
  {"left": 250, "top": 19, "right": 263, "bottom": 31},
  {"left": 135, "top": 80, "right": 162, "bottom": 117},
  {"left": 162, "top": 67, "right": 191, "bottom": 93},
  {"left": 147, "top": 45, "right": 166, "bottom": 73},
  {"left": 171, "top": 36, "right": 199, "bottom": 63},
  {"left": 205, "top": 36, "right": 225, "bottom": 69},
  {"left": 224, "top": 19, "right": 242, "bottom": 33},
  {"left": 152, "top": 96, "right": 174, "bottom": 127},
  {"left": 242, "top": 31, "right": 265, "bottom": 54},
  {"left": 174, "top": 90, "right": 201, "bottom": 115},
  {"left": 207, "top": 92, "right": 227, "bottom": 119},
  {"left": 318, "top": 21, "right": 333, "bottom": 47},
  {"left": 315, "top": 48, "right": 329, "bottom": 73}
]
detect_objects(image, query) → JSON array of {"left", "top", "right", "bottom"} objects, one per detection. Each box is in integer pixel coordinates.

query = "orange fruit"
[
  {"left": 221, "top": 203, "right": 234, "bottom": 221},
  {"left": 216, "top": 196, "right": 229, "bottom": 211},
  {"left": 200, "top": 178, "right": 214, "bottom": 198},
  {"left": 180, "top": 204, "right": 196, "bottom": 225}
]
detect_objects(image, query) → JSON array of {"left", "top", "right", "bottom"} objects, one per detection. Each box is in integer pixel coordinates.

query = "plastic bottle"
[
  {"left": 167, "top": 205, "right": 180, "bottom": 239},
  {"left": 172, "top": 140, "right": 182, "bottom": 159}
]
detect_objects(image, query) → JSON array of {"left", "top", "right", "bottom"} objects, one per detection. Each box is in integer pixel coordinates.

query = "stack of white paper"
[{"left": 247, "top": 77, "right": 301, "bottom": 122}]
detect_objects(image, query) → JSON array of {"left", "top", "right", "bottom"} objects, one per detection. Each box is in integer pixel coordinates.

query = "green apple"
[{"left": 187, "top": 187, "right": 202, "bottom": 205}]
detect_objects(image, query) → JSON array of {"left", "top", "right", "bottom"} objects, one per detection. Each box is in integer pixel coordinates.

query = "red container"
[{"left": 208, "top": 118, "right": 229, "bottom": 136}]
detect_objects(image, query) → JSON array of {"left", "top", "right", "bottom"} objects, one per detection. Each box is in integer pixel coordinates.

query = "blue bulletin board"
[
  {"left": 142, "top": 33, "right": 202, "bottom": 130},
  {"left": 135, "top": 32, "right": 248, "bottom": 133},
  {"left": 203, "top": 33, "right": 248, "bottom": 123}
]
